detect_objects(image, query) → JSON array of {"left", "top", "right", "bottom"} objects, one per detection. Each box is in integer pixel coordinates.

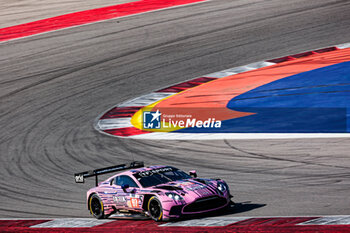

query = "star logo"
[
  {"left": 143, "top": 110, "right": 162, "bottom": 129},
  {"left": 150, "top": 110, "right": 161, "bottom": 122}
]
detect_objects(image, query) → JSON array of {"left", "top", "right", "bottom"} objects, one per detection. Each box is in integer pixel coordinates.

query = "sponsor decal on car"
[
  {"left": 185, "top": 184, "right": 206, "bottom": 191},
  {"left": 128, "top": 197, "right": 140, "bottom": 208},
  {"left": 137, "top": 167, "right": 173, "bottom": 177},
  {"left": 113, "top": 195, "right": 126, "bottom": 204}
]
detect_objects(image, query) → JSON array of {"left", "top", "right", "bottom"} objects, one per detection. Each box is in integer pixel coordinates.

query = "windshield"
[{"left": 133, "top": 167, "right": 191, "bottom": 187}]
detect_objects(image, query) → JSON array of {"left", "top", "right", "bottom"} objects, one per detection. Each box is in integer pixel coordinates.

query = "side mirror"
[
  {"left": 121, "top": 184, "right": 130, "bottom": 192},
  {"left": 189, "top": 170, "right": 197, "bottom": 178}
]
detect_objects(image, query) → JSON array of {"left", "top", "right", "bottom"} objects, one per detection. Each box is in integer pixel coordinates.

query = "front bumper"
[
  {"left": 182, "top": 196, "right": 228, "bottom": 214},
  {"left": 167, "top": 195, "right": 229, "bottom": 218}
]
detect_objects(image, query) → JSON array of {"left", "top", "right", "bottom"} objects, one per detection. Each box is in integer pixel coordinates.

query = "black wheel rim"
[
  {"left": 91, "top": 198, "right": 101, "bottom": 216},
  {"left": 150, "top": 200, "right": 161, "bottom": 219}
]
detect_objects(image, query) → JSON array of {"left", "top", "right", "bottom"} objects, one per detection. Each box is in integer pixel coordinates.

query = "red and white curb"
[
  {"left": 0, "top": 0, "right": 209, "bottom": 42},
  {"left": 1, "top": 216, "right": 350, "bottom": 229},
  {"left": 30, "top": 218, "right": 112, "bottom": 228},
  {"left": 161, "top": 217, "right": 253, "bottom": 226},
  {"left": 162, "top": 216, "right": 350, "bottom": 226},
  {"left": 95, "top": 77, "right": 216, "bottom": 137},
  {"left": 299, "top": 216, "right": 350, "bottom": 225},
  {"left": 95, "top": 42, "right": 350, "bottom": 140}
]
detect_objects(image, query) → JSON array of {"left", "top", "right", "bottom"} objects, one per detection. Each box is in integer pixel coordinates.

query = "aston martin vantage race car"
[{"left": 75, "top": 161, "right": 233, "bottom": 221}]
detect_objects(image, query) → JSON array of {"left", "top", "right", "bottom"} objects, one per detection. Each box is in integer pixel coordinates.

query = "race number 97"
[{"left": 130, "top": 197, "right": 139, "bottom": 208}]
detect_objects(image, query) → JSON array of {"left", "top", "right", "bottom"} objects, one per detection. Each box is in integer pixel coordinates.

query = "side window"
[{"left": 115, "top": 175, "right": 139, "bottom": 188}]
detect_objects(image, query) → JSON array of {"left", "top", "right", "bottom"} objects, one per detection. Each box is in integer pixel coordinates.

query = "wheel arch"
[
  {"left": 142, "top": 194, "right": 156, "bottom": 211},
  {"left": 87, "top": 192, "right": 98, "bottom": 210}
]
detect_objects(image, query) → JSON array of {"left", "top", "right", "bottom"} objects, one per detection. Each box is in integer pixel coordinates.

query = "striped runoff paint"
[{"left": 95, "top": 43, "right": 350, "bottom": 139}]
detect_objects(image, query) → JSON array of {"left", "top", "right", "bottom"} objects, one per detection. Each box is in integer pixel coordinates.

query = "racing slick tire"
[
  {"left": 89, "top": 194, "right": 105, "bottom": 219},
  {"left": 148, "top": 196, "right": 163, "bottom": 221}
]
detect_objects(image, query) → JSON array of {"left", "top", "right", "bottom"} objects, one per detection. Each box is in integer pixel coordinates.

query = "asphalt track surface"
[{"left": 1, "top": 0, "right": 350, "bottom": 219}]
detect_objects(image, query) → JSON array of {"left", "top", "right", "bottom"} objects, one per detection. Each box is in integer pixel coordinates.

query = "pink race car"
[{"left": 75, "top": 161, "right": 233, "bottom": 221}]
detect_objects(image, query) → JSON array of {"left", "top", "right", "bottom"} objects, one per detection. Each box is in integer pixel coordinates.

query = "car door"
[{"left": 113, "top": 175, "right": 142, "bottom": 210}]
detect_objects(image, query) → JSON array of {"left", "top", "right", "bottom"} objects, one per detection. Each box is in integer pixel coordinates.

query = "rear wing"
[{"left": 74, "top": 161, "right": 144, "bottom": 186}]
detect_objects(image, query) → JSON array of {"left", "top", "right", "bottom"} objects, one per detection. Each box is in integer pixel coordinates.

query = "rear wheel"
[
  {"left": 89, "top": 194, "right": 105, "bottom": 219},
  {"left": 148, "top": 196, "right": 163, "bottom": 221}
]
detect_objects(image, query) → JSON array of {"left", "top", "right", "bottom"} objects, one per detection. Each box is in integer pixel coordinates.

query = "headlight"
[
  {"left": 217, "top": 182, "right": 227, "bottom": 192},
  {"left": 166, "top": 192, "right": 184, "bottom": 201}
]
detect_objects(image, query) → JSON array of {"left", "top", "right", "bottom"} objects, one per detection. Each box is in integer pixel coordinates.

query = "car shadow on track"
[
  {"left": 230, "top": 201, "right": 266, "bottom": 215},
  {"left": 171, "top": 201, "right": 266, "bottom": 222},
  {"left": 108, "top": 202, "right": 266, "bottom": 222}
]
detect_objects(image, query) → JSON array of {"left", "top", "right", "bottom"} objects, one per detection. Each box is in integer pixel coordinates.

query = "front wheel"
[
  {"left": 89, "top": 194, "right": 105, "bottom": 219},
  {"left": 148, "top": 196, "right": 163, "bottom": 221}
]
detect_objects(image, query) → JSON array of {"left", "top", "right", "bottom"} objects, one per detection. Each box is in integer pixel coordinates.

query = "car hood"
[{"left": 153, "top": 179, "right": 219, "bottom": 198}]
